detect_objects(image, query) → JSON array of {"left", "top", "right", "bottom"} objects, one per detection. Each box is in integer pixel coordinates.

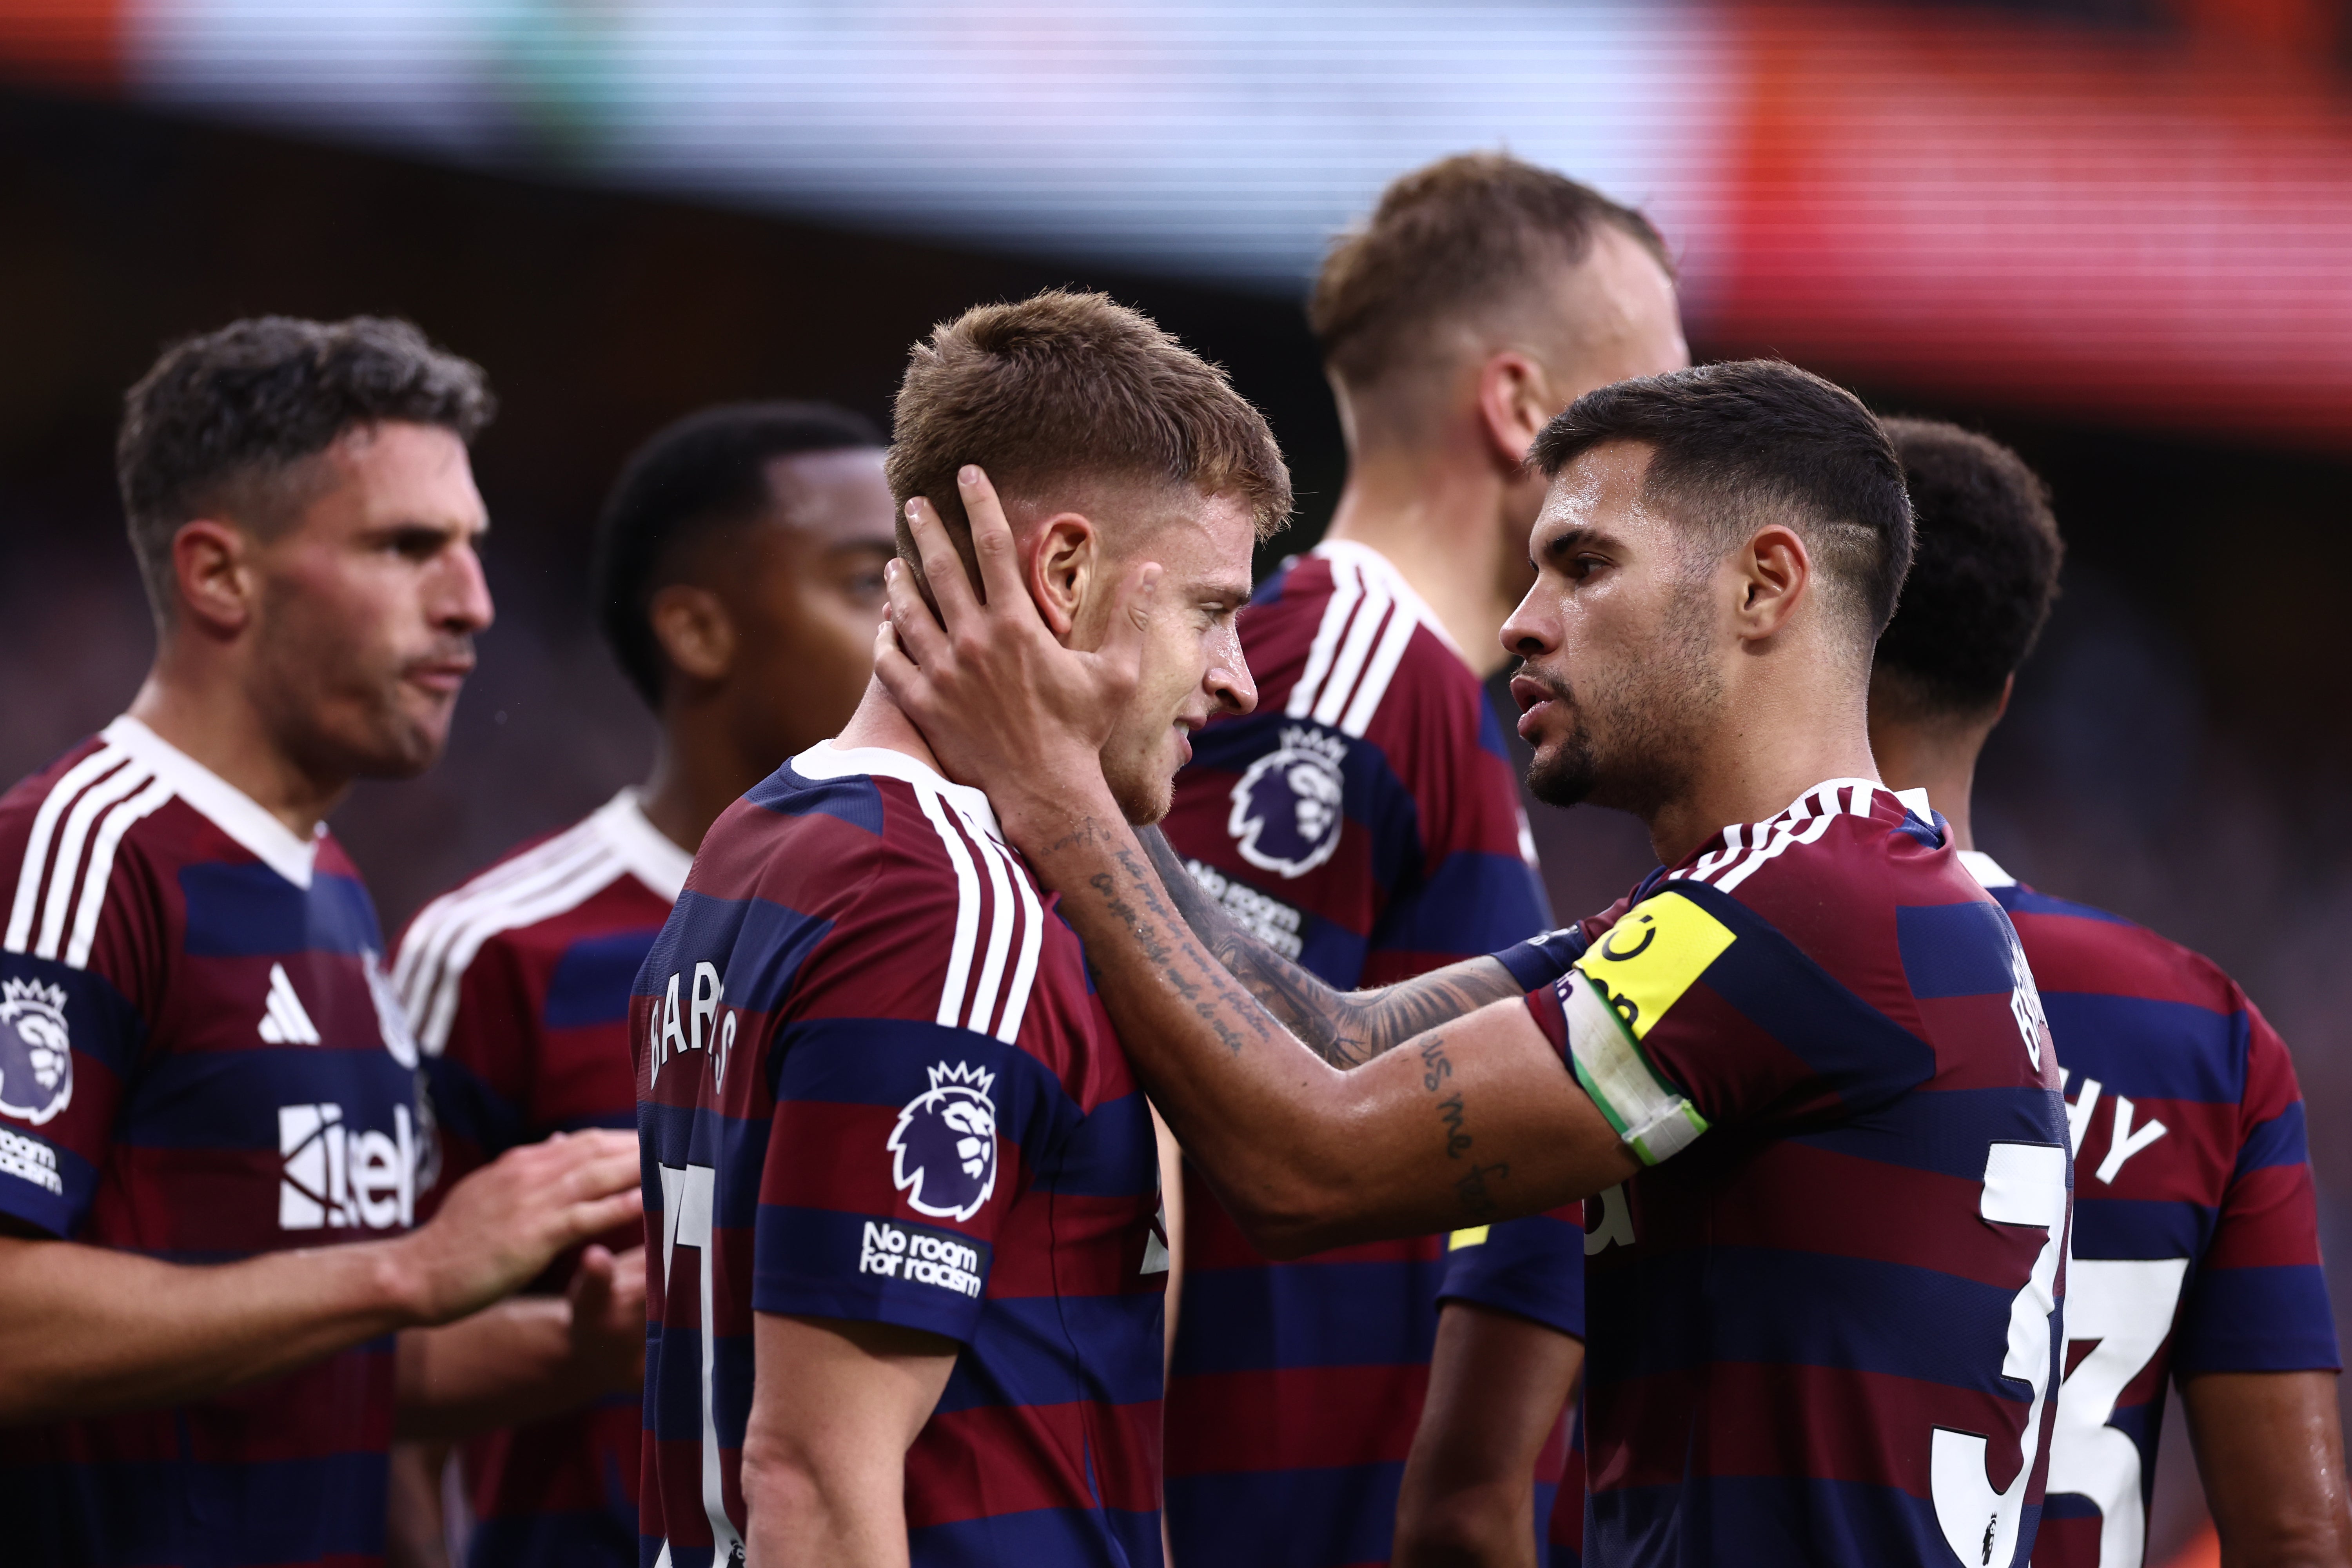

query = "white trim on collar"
[
  {"left": 588, "top": 789, "right": 694, "bottom": 903},
  {"left": 1309, "top": 538, "right": 1469, "bottom": 665},
  {"left": 1958, "top": 849, "right": 2017, "bottom": 889},
  {"left": 101, "top": 715, "right": 319, "bottom": 888},
  {"left": 791, "top": 741, "right": 1005, "bottom": 843}
]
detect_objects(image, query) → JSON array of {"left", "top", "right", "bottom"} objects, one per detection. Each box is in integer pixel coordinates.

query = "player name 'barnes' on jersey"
[{"left": 632, "top": 742, "right": 1168, "bottom": 1568}]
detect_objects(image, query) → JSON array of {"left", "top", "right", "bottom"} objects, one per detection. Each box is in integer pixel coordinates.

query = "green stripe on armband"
[{"left": 1561, "top": 971, "right": 1710, "bottom": 1166}]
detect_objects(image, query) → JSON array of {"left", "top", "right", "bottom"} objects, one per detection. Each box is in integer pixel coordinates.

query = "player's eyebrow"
[{"left": 1539, "top": 524, "right": 1607, "bottom": 560}]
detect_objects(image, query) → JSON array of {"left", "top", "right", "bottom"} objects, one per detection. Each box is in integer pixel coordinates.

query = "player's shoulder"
[
  {"left": 1672, "top": 779, "right": 1957, "bottom": 907},
  {"left": 394, "top": 791, "right": 684, "bottom": 1051},
  {"left": 1975, "top": 858, "right": 2243, "bottom": 1014},
  {"left": 1248, "top": 541, "right": 1485, "bottom": 741}
]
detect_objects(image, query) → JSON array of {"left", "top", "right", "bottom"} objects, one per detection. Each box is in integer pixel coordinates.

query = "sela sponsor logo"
[
  {"left": 0, "top": 976, "right": 73, "bottom": 1126},
  {"left": 889, "top": 1061, "right": 998, "bottom": 1222},
  {"left": 278, "top": 1102, "right": 418, "bottom": 1231},
  {"left": 1227, "top": 724, "right": 1347, "bottom": 879},
  {"left": 646, "top": 961, "right": 738, "bottom": 1092},
  {"left": 858, "top": 1218, "right": 987, "bottom": 1299},
  {"left": 0, "top": 1126, "right": 62, "bottom": 1196},
  {"left": 1181, "top": 858, "right": 1304, "bottom": 962}
]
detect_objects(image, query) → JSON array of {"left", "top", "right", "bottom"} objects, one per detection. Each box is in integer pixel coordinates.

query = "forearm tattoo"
[{"left": 1136, "top": 828, "right": 1524, "bottom": 1068}]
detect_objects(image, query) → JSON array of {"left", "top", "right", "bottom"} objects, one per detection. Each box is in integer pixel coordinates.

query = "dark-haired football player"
[
  {"left": 392, "top": 400, "right": 894, "bottom": 1568},
  {"left": 1158, "top": 152, "right": 1686, "bottom": 1568},
  {"left": 882, "top": 360, "right": 2076, "bottom": 1567},
  {"left": 0, "top": 316, "right": 643, "bottom": 1568},
  {"left": 1870, "top": 418, "right": 2347, "bottom": 1568}
]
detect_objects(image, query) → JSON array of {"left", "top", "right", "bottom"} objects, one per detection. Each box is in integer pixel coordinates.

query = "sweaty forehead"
[{"left": 1536, "top": 440, "right": 1655, "bottom": 539}]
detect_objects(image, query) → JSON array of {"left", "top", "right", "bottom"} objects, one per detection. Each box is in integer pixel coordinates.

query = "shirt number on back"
[
  {"left": 655, "top": 1161, "right": 744, "bottom": 1568},
  {"left": 1931, "top": 1142, "right": 2070, "bottom": 1568},
  {"left": 2039, "top": 1257, "right": 2190, "bottom": 1568}
]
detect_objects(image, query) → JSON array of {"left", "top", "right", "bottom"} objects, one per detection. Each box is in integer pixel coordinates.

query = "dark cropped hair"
[
  {"left": 1311, "top": 152, "right": 1671, "bottom": 394},
  {"left": 1531, "top": 360, "right": 1913, "bottom": 646},
  {"left": 1873, "top": 418, "right": 2064, "bottom": 717},
  {"left": 117, "top": 316, "right": 494, "bottom": 617},
  {"left": 593, "top": 401, "right": 883, "bottom": 707}
]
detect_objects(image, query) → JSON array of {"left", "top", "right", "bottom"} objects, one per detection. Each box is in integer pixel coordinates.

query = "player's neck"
[
  {"left": 1867, "top": 718, "right": 1987, "bottom": 853},
  {"left": 634, "top": 736, "right": 736, "bottom": 856},
  {"left": 125, "top": 661, "right": 351, "bottom": 839},
  {"left": 832, "top": 679, "right": 952, "bottom": 781},
  {"left": 1644, "top": 670, "right": 1882, "bottom": 867},
  {"left": 1321, "top": 448, "right": 1523, "bottom": 678}
]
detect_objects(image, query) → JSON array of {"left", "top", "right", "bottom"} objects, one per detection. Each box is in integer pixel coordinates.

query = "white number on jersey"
[
  {"left": 1932, "top": 1142, "right": 2071, "bottom": 1568},
  {"left": 2036, "top": 1257, "right": 2191, "bottom": 1568},
  {"left": 655, "top": 1161, "right": 744, "bottom": 1568}
]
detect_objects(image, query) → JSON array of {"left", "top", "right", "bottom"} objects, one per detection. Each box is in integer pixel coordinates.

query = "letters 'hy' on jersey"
[
  {"left": 1961, "top": 851, "right": 2337, "bottom": 1568},
  {"left": 0, "top": 717, "right": 425, "bottom": 1568},
  {"left": 633, "top": 743, "right": 1167, "bottom": 1568},
  {"left": 394, "top": 789, "right": 691, "bottom": 1568},
  {"left": 1160, "top": 539, "right": 1553, "bottom": 1568},
  {"left": 1521, "top": 780, "right": 2073, "bottom": 1568}
]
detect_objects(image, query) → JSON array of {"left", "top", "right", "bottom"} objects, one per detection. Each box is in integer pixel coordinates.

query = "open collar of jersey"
[
  {"left": 101, "top": 714, "right": 320, "bottom": 889},
  {"left": 790, "top": 740, "right": 1006, "bottom": 845},
  {"left": 1309, "top": 538, "right": 1470, "bottom": 667},
  {"left": 589, "top": 788, "right": 693, "bottom": 903}
]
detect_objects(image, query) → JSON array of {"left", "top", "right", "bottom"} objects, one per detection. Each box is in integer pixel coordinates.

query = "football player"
[
  {"left": 390, "top": 402, "right": 895, "bottom": 1568},
  {"left": 0, "top": 316, "right": 644, "bottom": 1568},
  {"left": 1156, "top": 153, "right": 1686, "bottom": 1568},
  {"left": 1870, "top": 418, "right": 2347, "bottom": 1568},
  {"left": 630, "top": 292, "right": 1290, "bottom": 1566},
  {"left": 881, "top": 360, "right": 2077, "bottom": 1567}
]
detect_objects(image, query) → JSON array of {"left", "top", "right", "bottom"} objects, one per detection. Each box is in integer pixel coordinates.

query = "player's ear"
[
  {"left": 171, "top": 518, "right": 256, "bottom": 637},
  {"left": 1731, "top": 523, "right": 1810, "bottom": 644},
  {"left": 1027, "top": 514, "right": 1096, "bottom": 641},
  {"left": 1476, "top": 350, "right": 1556, "bottom": 469},
  {"left": 648, "top": 582, "right": 737, "bottom": 688}
]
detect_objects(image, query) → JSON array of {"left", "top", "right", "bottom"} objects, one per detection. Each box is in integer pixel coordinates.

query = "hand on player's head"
[
  {"left": 876, "top": 465, "right": 1160, "bottom": 837},
  {"left": 396, "top": 1127, "right": 643, "bottom": 1326}
]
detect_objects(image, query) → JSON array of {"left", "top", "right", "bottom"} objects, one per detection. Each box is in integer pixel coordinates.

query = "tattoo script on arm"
[{"left": 1137, "top": 828, "right": 1524, "bottom": 1069}]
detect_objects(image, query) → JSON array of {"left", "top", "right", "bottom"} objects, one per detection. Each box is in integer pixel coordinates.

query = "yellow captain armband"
[
  {"left": 1446, "top": 1226, "right": 1491, "bottom": 1250},
  {"left": 1565, "top": 891, "right": 1734, "bottom": 1165}
]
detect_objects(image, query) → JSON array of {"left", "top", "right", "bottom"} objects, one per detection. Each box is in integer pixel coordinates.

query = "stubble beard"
[{"left": 1524, "top": 585, "right": 1723, "bottom": 823}]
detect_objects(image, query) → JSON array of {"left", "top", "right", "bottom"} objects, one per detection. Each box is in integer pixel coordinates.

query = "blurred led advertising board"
[{"left": 4, "top": 0, "right": 2348, "bottom": 445}]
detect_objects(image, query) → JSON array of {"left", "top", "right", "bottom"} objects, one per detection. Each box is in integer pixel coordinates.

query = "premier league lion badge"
[
  {"left": 889, "top": 1061, "right": 999, "bottom": 1222},
  {"left": 0, "top": 976, "right": 74, "bottom": 1126},
  {"left": 1228, "top": 724, "right": 1348, "bottom": 878}
]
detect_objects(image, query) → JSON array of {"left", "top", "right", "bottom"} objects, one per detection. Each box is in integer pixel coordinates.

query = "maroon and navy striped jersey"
[
  {"left": 1960, "top": 851, "right": 2337, "bottom": 1568},
  {"left": 393, "top": 789, "right": 691, "bottom": 1568},
  {"left": 1160, "top": 539, "right": 1550, "bottom": 1568},
  {"left": 1521, "top": 781, "right": 2072, "bottom": 1568},
  {"left": 632, "top": 742, "right": 1167, "bottom": 1568},
  {"left": 0, "top": 717, "right": 426, "bottom": 1568}
]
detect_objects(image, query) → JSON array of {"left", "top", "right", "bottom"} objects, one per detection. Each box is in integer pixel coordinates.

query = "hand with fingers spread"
[
  {"left": 391, "top": 1127, "right": 643, "bottom": 1325},
  {"left": 875, "top": 465, "right": 1161, "bottom": 844}
]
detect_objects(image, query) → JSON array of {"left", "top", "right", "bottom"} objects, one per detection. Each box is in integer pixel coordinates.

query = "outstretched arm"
[
  {"left": 1137, "top": 827, "right": 1531, "bottom": 1069},
  {"left": 875, "top": 473, "right": 1636, "bottom": 1254}
]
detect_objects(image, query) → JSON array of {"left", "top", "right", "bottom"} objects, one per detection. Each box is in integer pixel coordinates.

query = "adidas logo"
[{"left": 257, "top": 964, "right": 321, "bottom": 1045}]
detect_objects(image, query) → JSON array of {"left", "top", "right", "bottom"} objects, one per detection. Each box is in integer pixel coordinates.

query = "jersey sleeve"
[
  {"left": 1437, "top": 1204, "right": 1586, "bottom": 1340},
  {"left": 0, "top": 843, "right": 163, "bottom": 1238},
  {"left": 2172, "top": 994, "right": 2340, "bottom": 1375},
  {"left": 1522, "top": 880, "right": 1938, "bottom": 1166},
  {"left": 750, "top": 893, "right": 1076, "bottom": 1347}
]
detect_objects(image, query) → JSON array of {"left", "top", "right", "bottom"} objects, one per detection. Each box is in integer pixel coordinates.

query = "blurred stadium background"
[{"left": 2, "top": 2, "right": 2348, "bottom": 1559}]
